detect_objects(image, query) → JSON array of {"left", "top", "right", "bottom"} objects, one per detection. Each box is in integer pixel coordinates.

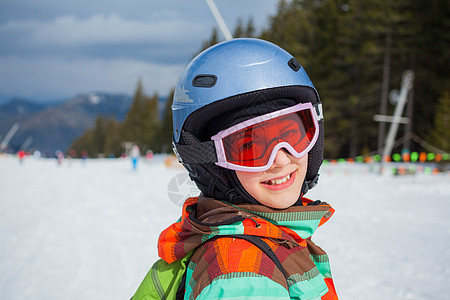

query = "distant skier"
[
  {"left": 132, "top": 39, "right": 338, "bottom": 299},
  {"left": 68, "top": 149, "right": 77, "bottom": 158},
  {"left": 55, "top": 150, "right": 64, "bottom": 166},
  {"left": 145, "top": 149, "right": 154, "bottom": 162},
  {"left": 33, "top": 150, "right": 41, "bottom": 159},
  {"left": 130, "top": 144, "right": 140, "bottom": 171},
  {"left": 17, "top": 150, "right": 25, "bottom": 164},
  {"left": 81, "top": 149, "right": 88, "bottom": 165}
]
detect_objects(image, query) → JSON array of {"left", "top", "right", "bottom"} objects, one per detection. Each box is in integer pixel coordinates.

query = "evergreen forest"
[{"left": 70, "top": 0, "right": 449, "bottom": 159}]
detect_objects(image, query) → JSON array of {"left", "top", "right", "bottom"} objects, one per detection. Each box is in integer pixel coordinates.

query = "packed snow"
[{"left": 0, "top": 154, "right": 449, "bottom": 299}]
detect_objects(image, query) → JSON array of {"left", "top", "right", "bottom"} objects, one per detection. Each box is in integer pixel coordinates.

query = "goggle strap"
[
  {"left": 175, "top": 102, "right": 321, "bottom": 167},
  {"left": 174, "top": 131, "right": 218, "bottom": 164},
  {"left": 314, "top": 102, "right": 323, "bottom": 122}
]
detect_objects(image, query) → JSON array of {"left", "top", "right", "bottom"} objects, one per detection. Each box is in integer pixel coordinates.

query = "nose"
[{"left": 270, "top": 149, "right": 290, "bottom": 169}]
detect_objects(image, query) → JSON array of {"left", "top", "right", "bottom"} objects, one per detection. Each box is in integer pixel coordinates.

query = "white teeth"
[{"left": 268, "top": 174, "right": 291, "bottom": 185}]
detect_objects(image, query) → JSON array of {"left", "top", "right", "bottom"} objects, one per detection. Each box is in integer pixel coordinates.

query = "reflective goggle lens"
[{"left": 212, "top": 103, "right": 319, "bottom": 171}]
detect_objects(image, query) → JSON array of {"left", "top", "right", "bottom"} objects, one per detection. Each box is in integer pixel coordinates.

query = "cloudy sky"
[{"left": 0, "top": 0, "right": 280, "bottom": 104}]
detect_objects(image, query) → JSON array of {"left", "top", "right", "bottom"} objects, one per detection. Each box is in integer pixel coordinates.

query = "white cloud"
[
  {"left": 1, "top": 13, "right": 205, "bottom": 48},
  {"left": 0, "top": 13, "right": 199, "bottom": 100},
  {"left": 0, "top": 0, "right": 281, "bottom": 101},
  {"left": 0, "top": 55, "right": 185, "bottom": 100}
]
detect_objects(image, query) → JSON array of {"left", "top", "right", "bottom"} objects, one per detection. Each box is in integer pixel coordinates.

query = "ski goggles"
[{"left": 211, "top": 102, "right": 320, "bottom": 172}]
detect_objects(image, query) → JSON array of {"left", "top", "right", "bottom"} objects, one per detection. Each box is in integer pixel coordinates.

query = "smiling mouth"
[{"left": 263, "top": 171, "right": 295, "bottom": 186}]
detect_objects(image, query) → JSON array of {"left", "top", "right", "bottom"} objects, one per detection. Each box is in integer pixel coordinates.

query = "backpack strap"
[
  {"left": 176, "top": 267, "right": 188, "bottom": 300},
  {"left": 226, "top": 234, "right": 288, "bottom": 282}
]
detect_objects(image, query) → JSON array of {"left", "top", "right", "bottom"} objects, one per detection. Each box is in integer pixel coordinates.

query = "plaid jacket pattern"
[{"left": 158, "top": 196, "right": 338, "bottom": 300}]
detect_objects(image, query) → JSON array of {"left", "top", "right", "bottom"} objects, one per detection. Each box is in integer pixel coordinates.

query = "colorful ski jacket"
[{"left": 158, "top": 196, "right": 338, "bottom": 300}]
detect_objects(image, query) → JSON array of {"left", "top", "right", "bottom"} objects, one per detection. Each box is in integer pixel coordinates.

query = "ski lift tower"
[
  {"left": 205, "top": 0, "right": 233, "bottom": 41},
  {"left": 0, "top": 122, "right": 20, "bottom": 153},
  {"left": 374, "top": 70, "right": 414, "bottom": 173}
]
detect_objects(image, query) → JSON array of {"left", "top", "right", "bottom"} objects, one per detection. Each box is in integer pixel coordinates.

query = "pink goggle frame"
[{"left": 211, "top": 102, "right": 320, "bottom": 172}]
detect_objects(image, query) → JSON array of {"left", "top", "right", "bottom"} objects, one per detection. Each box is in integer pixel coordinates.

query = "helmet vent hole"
[
  {"left": 192, "top": 75, "right": 217, "bottom": 87},
  {"left": 288, "top": 58, "right": 301, "bottom": 72}
]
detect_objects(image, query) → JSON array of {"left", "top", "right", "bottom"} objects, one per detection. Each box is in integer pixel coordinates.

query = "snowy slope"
[{"left": 0, "top": 155, "right": 449, "bottom": 299}]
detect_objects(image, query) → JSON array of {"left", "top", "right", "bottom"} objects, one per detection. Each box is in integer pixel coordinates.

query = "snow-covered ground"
[{"left": 0, "top": 155, "right": 449, "bottom": 299}]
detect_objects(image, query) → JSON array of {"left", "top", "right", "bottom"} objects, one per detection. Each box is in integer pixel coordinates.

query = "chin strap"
[
  {"left": 184, "top": 162, "right": 244, "bottom": 204},
  {"left": 226, "top": 169, "right": 262, "bottom": 205},
  {"left": 293, "top": 174, "right": 320, "bottom": 206},
  {"left": 301, "top": 173, "right": 320, "bottom": 196}
]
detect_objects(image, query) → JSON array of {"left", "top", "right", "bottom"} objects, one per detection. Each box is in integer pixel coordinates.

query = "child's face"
[{"left": 236, "top": 150, "right": 307, "bottom": 209}]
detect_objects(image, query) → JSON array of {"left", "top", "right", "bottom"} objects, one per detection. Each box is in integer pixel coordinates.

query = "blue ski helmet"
[{"left": 172, "top": 38, "right": 324, "bottom": 204}]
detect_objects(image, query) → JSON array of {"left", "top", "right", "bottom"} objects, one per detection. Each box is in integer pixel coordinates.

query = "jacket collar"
[{"left": 158, "top": 196, "right": 334, "bottom": 263}]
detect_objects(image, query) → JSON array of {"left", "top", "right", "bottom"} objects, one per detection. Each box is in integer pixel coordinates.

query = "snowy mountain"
[
  {"left": 0, "top": 92, "right": 132, "bottom": 155},
  {"left": 0, "top": 98, "right": 49, "bottom": 119}
]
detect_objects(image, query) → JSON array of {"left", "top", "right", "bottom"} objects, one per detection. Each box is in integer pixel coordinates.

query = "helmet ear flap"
[
  {"left": 177, "top": 131, "right": 231, "bottom": 200},
  {"left": 184, "top": 163, "right": 230, "bottom": 200},
  {"left": 306, "top": 120, "right": 324, "bottom": 183}
]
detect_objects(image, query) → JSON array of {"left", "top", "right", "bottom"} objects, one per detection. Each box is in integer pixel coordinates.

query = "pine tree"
[
  {"left": 319, "top": 0, "right": 389, "bottom": 157},
  {"left": 245, "top": 18, "right": 256, "bottom": 37},
  {"left": 200, "top": 27, "right": 220, "bottom": 53},
  {"left": 233, "top": 17, "right": 257, "bottom": 38},
  {"left": 122, "top": 79, "right": 146, "bottom": 144},
  {"left": 70, "top": 130, "right": 94, "bottom": 158},
  {"left": 93, "top": 116, "right": 107, "bottom": 156},
  {"left": 141, "top": 93, "right": 160, "bottom": 152},
  {"left": 389, "top": 0, "right": 450, "bottom": 149},
  {"left": 234, "top": 18, "right": 245, "bottom": 38},
  {"left": 158, "top": 89, "right": 175, "bottom": 153},
  {"left": 428, "top": 89, "right": 450, "bottom": 152},
  {"left": 260, "top": 0, "right": 407, "bottom": 158},
  {"left": 103, "top": 117, "right": 122, "bottom": 157}
]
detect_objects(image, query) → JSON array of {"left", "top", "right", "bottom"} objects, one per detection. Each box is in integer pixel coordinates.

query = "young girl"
[{"left": 135, "top": 38, "right": 337, "bottom": 299}]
